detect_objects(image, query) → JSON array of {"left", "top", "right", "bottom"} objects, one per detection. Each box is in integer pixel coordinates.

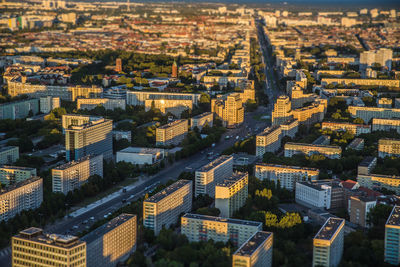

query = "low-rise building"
[
  {"left": 256, "top": 126, "right": 282, "bottom": 157},
  {"left": 190, "top": 112, "right": 213, "bottom": 130},
  {"left": 349, "top": 196, "right": 376, "bottom": 228},
  {"left": 0, "top": 146, "right": 19, "bottom": 165},
  {"left": 215, "top": 172, "right": 248, "bottom": 218},
  {"left": 116, "top": 147, "right": 164, "bottom": 166},
  {"left": 156, "top": 119, "right": 188, "bottom": 146},
  {"left": 143, "top": 180, "right": 192, "bottom": 235},
  {"left": 181, "top": 213, "right": 262, "bottom": 247},
  {"left": 372, "top": 118, "right": 400, "bottom": 134},
  {"left": 254, "top": 163, "right": 319, "bottom": 191},
  {"left": 0, "top": 166, "right": 36, "bottom": 186},
  {"left": 378, "top": 138, "right": 400, "bottom": 158},
  {"left": 284, "top": 142, "right": 342, "bottom": 159},
  {"left": 232, "top": 231, "right": 273, "bottom": 267},
  {"left": 296, "top": 181, "right": 332, "bottom": 209},
  {"left": 82, "top": 214, "right": 136, "bottom": 267}
]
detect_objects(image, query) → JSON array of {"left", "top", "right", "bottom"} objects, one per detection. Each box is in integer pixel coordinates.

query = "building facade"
[
  {"left": 39, "top": 96, "right": 60, "bottom": 113},
  {"left": 321, "top": 121, "right": 371, "bottom": 136},
  {"left": 372, "top": 118, "right": 400, "bottom": 134},
  {"left": 272, "top": 95, "right": 293, "bottom": 126},
  {"left": 348, "top": 106, "right": 400, "bottom": 123},
  {"left": 77, "top": 98, "right": 126, "bottom": 111},
  {"left": 0, "top": 166, "right": 36, "bottom": 186},
  {"left": 256, "top": 126, "right": 282, "bottom": 157},
  {"left": 191, "top": 112, "right": 213, "bottom": 130},
  {"left": 116, "top": 147, "right": 164, "bottom": 166},
  {"left": 0, "top": 146, "right": 19, "bottom": 165},
  {"left": 295, "top": 181, "right": 332, "bottom": 209},
  {"left": 0, "top": 98, "right": 39, "bottom": 120},
  {"left": 378, "top": 138, "right": 400, "bottom": 158},
  {"left": 284, "top": 142, "right": 342, "bottom": 159},
  {"left": 155, "top": 119, "right": 188, "bottom": 146},
  {"left": 385, "top": 206, "right": 400, "bottom": 265},
  {"left": 126, "top": 91, "right": 200, "bottom": 106},
  {"left": 357, "top": 174, "right": 400, "bottom": 194},
  {"left": 211, "top": 93, "right": 244, "bottom": 128},
  {"left": 349, "top": 196, "right": 376, "bottom": 228}
]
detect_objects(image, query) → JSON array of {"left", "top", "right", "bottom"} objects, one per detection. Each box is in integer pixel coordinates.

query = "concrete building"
[
  {"left": 0, "top": 177, "right": 43, "bottom": 221},
  {"left": 126, "top": 91, "right": 200, "bottom": 106},
  {"left": 292, "top": 99, "right": 327, "bottom": 127},
  {"left": 0, "top": 166, "right": 36, "bottom": 186},
  {"left": 65, "top": 118, "right": 113, "bottom": 161},
  {"left": 0, "top": 146, "right": 19, "bottom": 165},
  {"left": 372, "top": 118, "right": 400, "bottom": 134},
  {"left": 191, "top": 112, "right": 213, "bottom": 130},
  {"left": 360, "top": 48, "right": 393, "bottom": 71},
  {"left": 232, "top": 231, "right": 273, "bottom": 267},
  {"left": 321, "top": 121, "right": 371, "bottom": 136},
  {"left": 77, "top": 98, "right": 126, "bottom": 111},
  {"left": 254, "top": 163, "right": 319, "bottom": 191},
  {"left": 181, "top": 213, "right": 262, "bottom": 247},
  {"left": 82, "top": 214, "right": 136, "bottom": 267},
  {"left": 145, "top": 99, "right": 192, "bottom": 117},
  {"left": 215, "top": 172, "right": 248, "bottom": 218},
  {"left": 349, "top": 196, "right": 376, "bottom": 228},
  {"left": 357, "top": 174, "right": 400, "bottom": 195},
  {"left": 378, "top": 98, "right": 393, "bottom": 108},
  {"left": 52, "top": 154, "right": 103, "bottom": 194},
  {"left": 296, "top": 181, "right": 332, "bottom": 209},
  {"left": 143, "top": 180, "right": 192, "bottom": 235},
  {"left": 346, "top": 138, "right": 364, "bottom": 151},
  {"left": 256, "top": 126, "right": 282, "bottom": 157},
  {"left": 112, "top": 130, "right": 131, "bottom": 142},
  {"left": 272, "top": 95, "right": 293, "bottom": 126},
  {"left": 195, "top": 155, "right": 233, "bottom": 197},
  {"left": 378, "top": 138, "right": 400, "bottom": 158},
  {"left": 385, "top": 206, "right": 400, "bottom": 265},
  {"left": 312, "top": 217, "right": 345, "bottom": 267},
  {"left": 284, "top": 142, "right": 342, "bottom": 159},
  {"left": 156, "top": 119, "right": 188, "bottom": 146},
  {"left": 280, "top": 118, "right": 299, "bottom": 139},
  {"left": 62, "top": 114, "right": 98, "bottom": 131},
  {"left": 322, "top": 78, "right": 400, "bottom": 88},
  {"left": 39, "top": 96, "right": 60, "bottom": 113},
  {"left": 0, "top": 98, "right": 39, "bottom": 120},
  {"left": 116, "top": 147, "right": 164, "bottom": 166},
  {"left": 211, "top": 93, "right": 244, "bottom": 128},
  {"left": 357, "top": 156, "right": 377, "bottom": 175},
  {"left": 348, "top": 106, "right": 400, "bottom": 124},
  {"left": 12, "top": 227, "right": 86, "bottom": 267}
]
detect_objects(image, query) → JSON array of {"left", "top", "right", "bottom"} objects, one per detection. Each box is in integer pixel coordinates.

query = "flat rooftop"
[
  {"left": 285, "top": 142, "right": 341, "bottom": 150},
  {"left": 0, "top": 165, "right": 35, "bottom": 171},
  {"left": 53, "top": 155, "right": 100, "bottom": 170},
  {"left": 82, "top": 213, "right": 136, "bottom": 244},
  {"left": 197, "top": 155, "right": 232, "bottom": 173},
  {"left": 158, "top": 119, "right": 187, "bottom": 129},
  {"left": 0, "top": 176, "right": 41, "bottom": 195},
  {"left": 216, "top": 172, "right": 247, "bottom": 188},
  {"left": 118, "top": 147, "right": 163, "bottom": 155},
  {"left": 234, "top": 231, "right": 272, "bottom": 257},
  {"left": 386, "top": 206, "right": 400, "bottom": 227},
  {"left": 314, "top": 217, "right": 345, "bottom": 241},
  {"left": 0, "top": 146, "right": 18, "bottom": 153},
  {"left": 358, "top": 156, "right": 376, "bottom": 167},
  {"left": 144, "top": 179, "right": 191, "bottom": 203},
  {"left": 258, "top": 125, "right": 280, "bottom": 136},
  {"left": 192, "top": 112, "right": 212, "bottom": 119},
  {"left": 255, "top": 162, "right": 319, "bottom": 172},
  {"left": 297, "top": 181, "right": 328, "bottom": 191},
  {"left": 15, "top": 227, "right": 83, "bottom": 248},
  {"left": 182, "top": 213, "right": 262, "bottom": 227}
]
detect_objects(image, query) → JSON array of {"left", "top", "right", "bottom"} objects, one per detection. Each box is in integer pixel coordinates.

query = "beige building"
[
  {"left": 378, "top": 138, "right": 400, "bottom": 158},
  {"left": 0, "top": 146, "right": 19, "bottom": 165},
  {"left": 77, "top": 98, "right": 126, "bottom": 111},
  {"left": 195, "top": 155, "right": 233, "bottom": 197},
  {"left": 284, "top": 142, "right": 342, "bottom": 159},
  {"left": 82, "top": 213, "right": 136, "bottom": 267},
  {"left": 143, "top": 179, "right": 192, "bottom": 235},
  {"left": 254, "top": 163, "right": 319, "bottom": 191},
  {"left": 357, "top": 174, "right": 400, "bottom": 194},
  {"left": 321, "top": 78, "right": 400, "bottom": 88},
  {"left": 272, "top": 95, "right": 292, "bottom": 126},
  {"left": 145, "top": 99, "right": 192, "bottom": 117},
  {"left": 372, "top": 118, "right": 400, "bottom": 134},
  {"left": 232, "top": 231, "right": 273, "bottom": 267},
  {"left": 211, "top": 93, "right": 244, "bottom": 128},
  {"left": 12, "top": 227, "right": 86, "bottom": 267},
  {"left": 349, "top": 196, "right": 376, "bottom": 228},
  {"left": 191, "top": 112, "right": 213, "bottom": 130},
  {"left": 256, "top": 126, "right": 282, "bottom": 157},
  {"left": 215, "top": 172, "right": 248, "bottom": 218},
  {"left": 321, "top": 121, "right": 371, "bottom": 136},
  {"left": 280, "top": 118, "right": 299, "bottom": 138},
  {"left": 126, "top": 91, "right": 201, "bottom": 106},
  {"left": 156, "top": 119, "right": 188, "bottom": 146},
  {"left": 0, "top": 166, "right": 36, "bottom": 186},
  {"left": 348, "top": 106, "right": 400, "bottom": 123},
  {"left": 181, "top": 213, "right": 262, "bottom": 247},
  {"left": 292, "top": 99, "right": 327, "bottom": 127},
  {"left": 52, "top": 154, "right": 103, "bottom": 194},
  {"left": 378, "top": 98, "right": 393, "bottom": 108}
]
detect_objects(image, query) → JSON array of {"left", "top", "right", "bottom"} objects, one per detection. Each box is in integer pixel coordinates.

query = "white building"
[
  {"left": 295, "top": 181, "right": 332, "bottom": 209},
  {"left": 116, "top": 147, "right": 164, "bottom": 166},
  {"left": 39, "top": 96, "right": 60, "bottom": 113}
]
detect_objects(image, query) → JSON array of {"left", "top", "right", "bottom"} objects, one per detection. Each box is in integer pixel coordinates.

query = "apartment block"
[
  {"left": 116, "top": 147, "right": 164, "bottom": 166},
  {"left": 143, "top": 179, "right": 192, "bottom": 235},
  {"left": 52, "top": 154, "right": 103, "bottom": 194},
  {"left": 65, "top": 118, "right": 113, "bottom": 161},
  {"left": 284, "top": 142, "right": 342, "bottom": 159},
  {"left": 295, "top": 181, "right": 332, "bottom": 209},
  {"left": 77, "top": 98, "right": 126, "bottom": 111},
  {"left": 280, "top": 118, "right": 299, "bottom": 138},
  {"left": 145, "top": 99, "right": 192, "bottom": 117},
  {"left": 0, "top": 146, "right": 19, "bottom": 165},
  {"left": 39, "top": 96, "right": 60, "bottom": 113},
  {"left": 292, "top": 99, "right": 327, "bottom": 127},
  {"left": 126, "top": 91, "right": 200, "bottom": 106},
  {"left": 378, "top": 138, "right": 400, "bottom": 158},
  {"left": 349, "top": 196, "right": 376, "bottom": 228},
  {"left": 321, "top": 121, "right": 371, "bottom": 136},
  {"left": 378, "top": 98, "right": 393, "bottom": 108},
  {"left": 312, "top": 217, "right": 345, "bottom": 267},
  {"left": 254, "top": 163, "right": 319, "bottom": 191},
  {"left": 357, "top": 156, "right": 377, "bottom": 175},
  {"left": 321, "top": 78, "right": 400, "bottom": 88},
  {"left": 82, "top": 214, "right": 136, "bottom": 267},
  {"left": 0, "top": 98, "right": 39, "bottom": 120},
  {"left": 346, "top": 138, "right": 364, "bottom": 151},
  {"left": 360, "top": 48, "right": 393, "bottom": 71},
  {"left": 62, "top": 114, "right": 98, "bottom": 130},
  {"left": 348, "top": 106, "right": 400, "bottom": 123},
  {"left": 215, "top": 172, "right": 248, "bottom": 218},
  {"left": 0, "top": 166, "right": 36, "bottom": 186},
  {"left": 0, "top": 177, "right": 43, "bottom": 221},
  {"left": 372, "top": 118, "right": 400, "bottom": 134},
  {"left": 232, "top": 231, "right": 273, "bottom": 267},
  {"left": 195, "top": 155, "right": 233, "bottom": 197},
  {"left": 357, "top": 174, "right": 400, "bottom": 195},
  {"left": 385, "top": 206, "right": 400, "bottom": 265},
  {"left": 272, "top": 95, "right": 293, "bottom": 126},
  {"left": 181, "top": 213, "right": 262, "bottom": 247},
  {"left": 156, "top": 119, "right": 188, "bottom": 146},
  {"left": 112, "top": 130, "right": 131, "bottom": 142},
  {"left": 191, "top": 112, "right": 213, "bottom": 130},
  {"left": 256, "top": 126, "right": 282, "bottom": 157},
  {"left": 211, "top": 93, "right": 244, "bottom": 128}
]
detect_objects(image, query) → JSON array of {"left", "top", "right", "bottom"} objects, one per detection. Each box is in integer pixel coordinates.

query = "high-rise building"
[
  {"left": 172, "top": 60, "right": 178, "bottom": 78},
  {"left": 181, "top": 213, "right": 262, "bottom": 247},
  {"left": 272, "top": 96, "right": 293, "bottom": 126},
  {"left": 0, "top": 177, "right": 43, "bottom": 221},
  {"left": 232, "top": 231, "right": 273, "bottom": 267},
  {"left": 211, "top": 93, "right": 244, "bottom": 128},
  {"left": 65, "top": 117, "right": 113, "bottom": 161},
  {"left": 40, "top": 96, "right": 60, "bottom": 113},
  {"left": 115, "top": 58, "right": 122, "bottom": 72},
  {"left": 82, "top": 213, "right": 136, "bottom": 267},
  {"left": 52, "top": 154, "right": 103, "bottom": 194},
  {"left": 385, "top": 206, "right": 400, "bottom": 265},
  {"left": 0, "top": 166, "right": 36, "bottom": 186},
  {"left": 155, "top": 119, "right": 188, "bottom": 146},
  {"left": 143, "top": 180, "right": 192, "bottom": 235},
  {"left": 0, "top": 146, "right": 19, "bottom": 165},
  {"left": 349, "top": 196, "right": 376, "bottom": 228},
  {"left": 215, "top": 172, "right": 248, "bottom": 218},
  {"left": 195, "top": 155, "right": 233, "bottom": 197},
  {"left": 12, "top": 227, "right": 86, "bottom": 267},
  {"left": 312, "top": 217, "right": 345, "bottom": 267},
  {"left": 360, "top": 48, "right": 393, "bottom": 71},
  {"left": 254, "top": 163, "right": 319, "bottom": 191},
  {"left": 284, "top": 142, "right": 342, "bottom": 159},
  {"left": 256, "top": 125, "right": 282, "bottom": 157}
]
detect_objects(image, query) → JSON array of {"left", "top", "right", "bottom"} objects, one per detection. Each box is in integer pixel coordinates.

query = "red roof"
[
  {"left": 359, "top": 187, "right": 382, "bottom": 198},
  {"left": 340, "top": 179, "right": 357, "bottom": 190}
]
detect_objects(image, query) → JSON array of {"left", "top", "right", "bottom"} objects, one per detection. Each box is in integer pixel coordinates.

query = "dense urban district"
[{"left": 0, "top": 1, "right": 400, "bottom": 267}]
